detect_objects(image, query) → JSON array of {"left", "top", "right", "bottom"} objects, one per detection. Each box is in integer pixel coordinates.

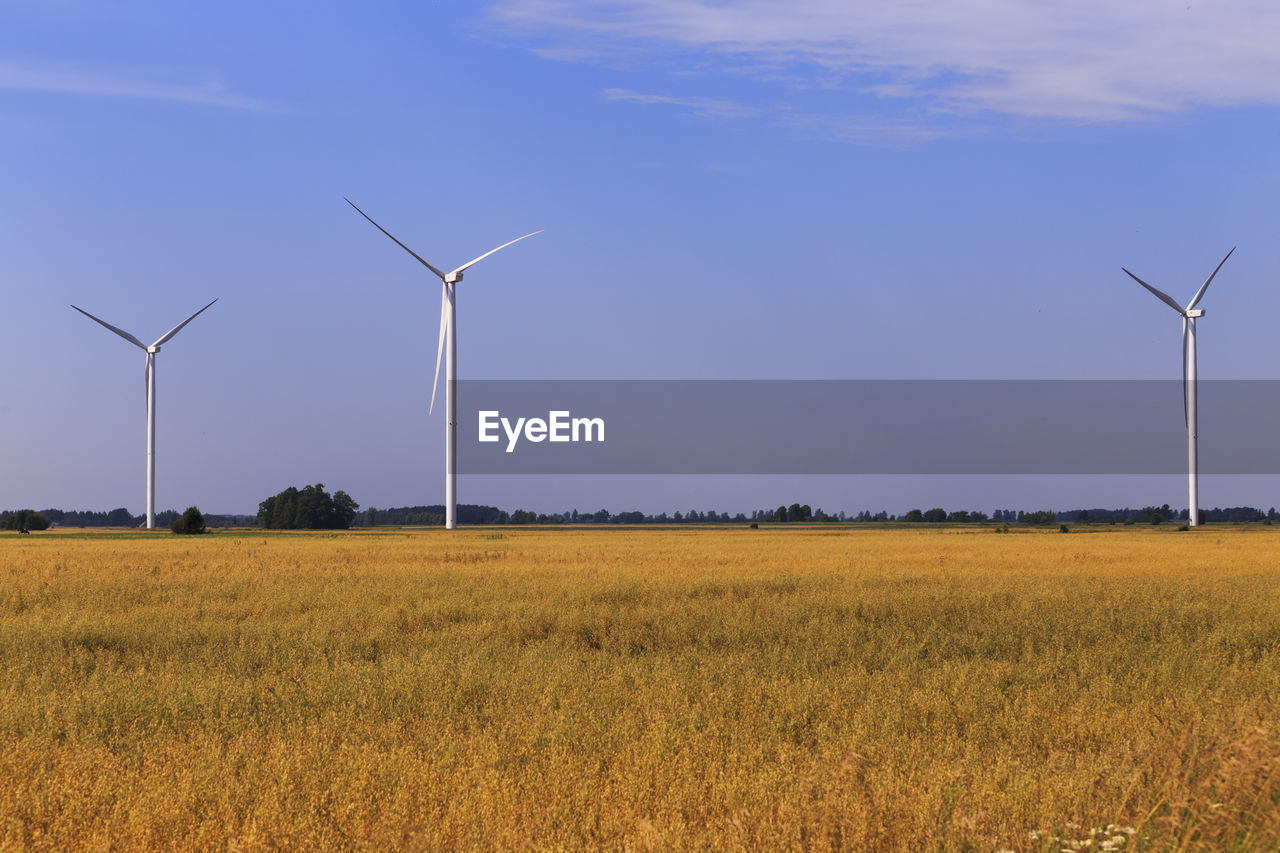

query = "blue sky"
[{"left": 3, "top": 0, "right": 1279, "bottom": 517}]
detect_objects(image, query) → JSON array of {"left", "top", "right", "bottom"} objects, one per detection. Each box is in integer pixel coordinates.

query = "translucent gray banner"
[{"left": 456, "top": 380, "right": 1280, "bottom": 474}]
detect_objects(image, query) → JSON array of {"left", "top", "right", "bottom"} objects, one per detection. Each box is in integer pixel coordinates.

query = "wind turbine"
[
  {"left": 71, "top": 299, "right": 218, "bottom": 529},
  {"left": 345, "top": 198, "right": 540, "bottom": 530},
  {"left": 1122, "top": 248, "right": 1234, "bottom": 527}
]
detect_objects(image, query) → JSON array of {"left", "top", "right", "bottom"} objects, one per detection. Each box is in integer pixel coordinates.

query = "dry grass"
[{"left": 1, "top": 526, "right": 1278, "bottom": 850}]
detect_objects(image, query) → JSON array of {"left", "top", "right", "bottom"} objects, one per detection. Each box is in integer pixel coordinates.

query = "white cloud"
[
  {"left": 0, "top": 59, "right": 272, "bottom": 111},
  {"left": 602, "top": 87, "right": 758, "bottom": 118},
  {"left": 489, "top": 0, "right": 1280, "bottom": 121},
  {"left": 776, "top": 111, "right": 951, "bottom": 145}
]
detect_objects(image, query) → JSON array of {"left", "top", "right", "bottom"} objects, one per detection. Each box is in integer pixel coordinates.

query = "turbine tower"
[
  {"left": 1122, "top": 248, "right": 1234, "bottom": 527},
  {"left": 72, "top": 299, "right": 218, "bottom": 529},
  {"left": 346, "top": 198, "right": 540, "bottom": 530}
]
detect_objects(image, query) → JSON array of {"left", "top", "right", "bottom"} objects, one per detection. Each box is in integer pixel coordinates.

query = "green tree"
[
  {"left": 170, "top": 506, "right": 207, "bottom": 535},
  {"left": 923, "top": 508, "right": 947, "bottom": 523},
  {"left": 1, "top": 510, "right": 50, "bottom": 531},
  {"left": 903, "top": 509, "right": 924, "bottom": 522},
  {"left": 258, "top": 484, "right": 359, "bottom": 530},
  {"left": 786, "top": 503, "right": 812, "bottom": 522},
  {"left": 105, "top": 507, "right": 135, "bottom": 527},
  {"left": 331, "top": 490, "right": 358, "bottom": 528}
]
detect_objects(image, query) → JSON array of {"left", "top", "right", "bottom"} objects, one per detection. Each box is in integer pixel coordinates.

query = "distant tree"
[
  {"left": 170, "top": 506, "right": 207, "bottom": 535},
  {"left": 105, "top": 507, "right": 136, "bottom": 527},
  {"left": 293, "top": 484, "right": 329, "bottom": 529},
  {"left": 786, "top": 503, "right": 812, "bottom": 522},
  {"left": 1, "top": 510, "right": 50, "bottom": 532},
  {"left": 258, "top": 484, "right": 359, "bottom": 530},
  {"left": 923, "top": 508, "right": 947, "bottom": 523},
  {"left": 903, "top": 509, "right": 924, "bottom": 522},
  {"left": 331, "top": 490, "right": 358, "bottom": 528}
]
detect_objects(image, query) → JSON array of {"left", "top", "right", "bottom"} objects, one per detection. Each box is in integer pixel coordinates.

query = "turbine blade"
[
  {"left": 1186, "top": 246, "right": 1235, "bottom": 310},
  {"left": 71, "top": 305, "right": 147, "bottom": 349},
  {"left": 345, "top": 198, "right": 446, "bottom": 280},
  {"left": 1182, "top": 317, "right": 1189, "bottom": 428},
  {"left": 1122, "top": 268, "right": 1185, "bottom": 315},
  {"left": 447, "top": 230, "right": 542, "bottom": 277},
  {"left": 430, "top": 283, "right": 448, "bottom": 415},
  {"left": 152, "top": 298, "right": 218, "bottom": 348}
]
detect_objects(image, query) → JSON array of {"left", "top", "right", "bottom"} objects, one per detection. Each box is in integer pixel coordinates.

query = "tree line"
[
  {"left": 350, "top": 504, "right": 509, "bottom": 527},
  {"left": 0, "top": 508, "right": 265, "bottom": 529},
  {"left": 8, "top": 500, "right": 1279, "bottom": 531}
]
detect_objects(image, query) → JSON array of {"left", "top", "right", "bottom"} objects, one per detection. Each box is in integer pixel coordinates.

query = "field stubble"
[{"left": 1, "top": 526, "right": 1278, "bottom": 850}]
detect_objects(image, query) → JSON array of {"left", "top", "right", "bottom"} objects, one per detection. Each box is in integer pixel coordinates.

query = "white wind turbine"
[
  {"left": 1122, "top": 248, "right": 1234, "bottom": 527},
  {"left": 71, "top": 299, "right": 218, "bottom": 529},
  {"left": 346, "top": 198, "right": 540, "bottom": 530}
]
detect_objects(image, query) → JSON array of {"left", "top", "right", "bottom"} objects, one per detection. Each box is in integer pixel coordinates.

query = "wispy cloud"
[
  {"left": 602, "top": 87, "right": 757, "bottom": 118},
  {"left": 776, "top": 111, "right": 951, "bottom": 146},
  {"left": 0, "top": 59, "right": 272, "bottom": 111},
  {"left": 490, "top": 0, "right": 1280, "bottom": 122}
]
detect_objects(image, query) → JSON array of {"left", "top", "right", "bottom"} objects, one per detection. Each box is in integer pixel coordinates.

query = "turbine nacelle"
[
  {"left": 147, "top": 345, "right": 161, "bottom": 354},
  {"left": 1185, "top": 309, "right": 1204, "bottom": 318},
  {"left": 444, "top": 271, "right": 463, "bottom": 284}
]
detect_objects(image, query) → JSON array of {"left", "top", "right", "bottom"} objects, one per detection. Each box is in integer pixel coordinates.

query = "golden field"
[{"left": 1, "top": 526, "right": 1278, "bottom": 851}]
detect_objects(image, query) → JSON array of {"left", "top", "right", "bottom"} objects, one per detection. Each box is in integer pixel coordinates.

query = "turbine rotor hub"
[
  {"left": 444, "top": 271, "right": 463, "bottom": 284},
  {"left": 147, "top": 346, "right": 161, "bottom": 354}
]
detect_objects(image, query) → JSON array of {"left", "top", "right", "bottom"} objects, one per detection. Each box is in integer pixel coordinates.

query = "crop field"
[{"left": 1, "top": 526, "right": 1279, "bottom": 851}]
